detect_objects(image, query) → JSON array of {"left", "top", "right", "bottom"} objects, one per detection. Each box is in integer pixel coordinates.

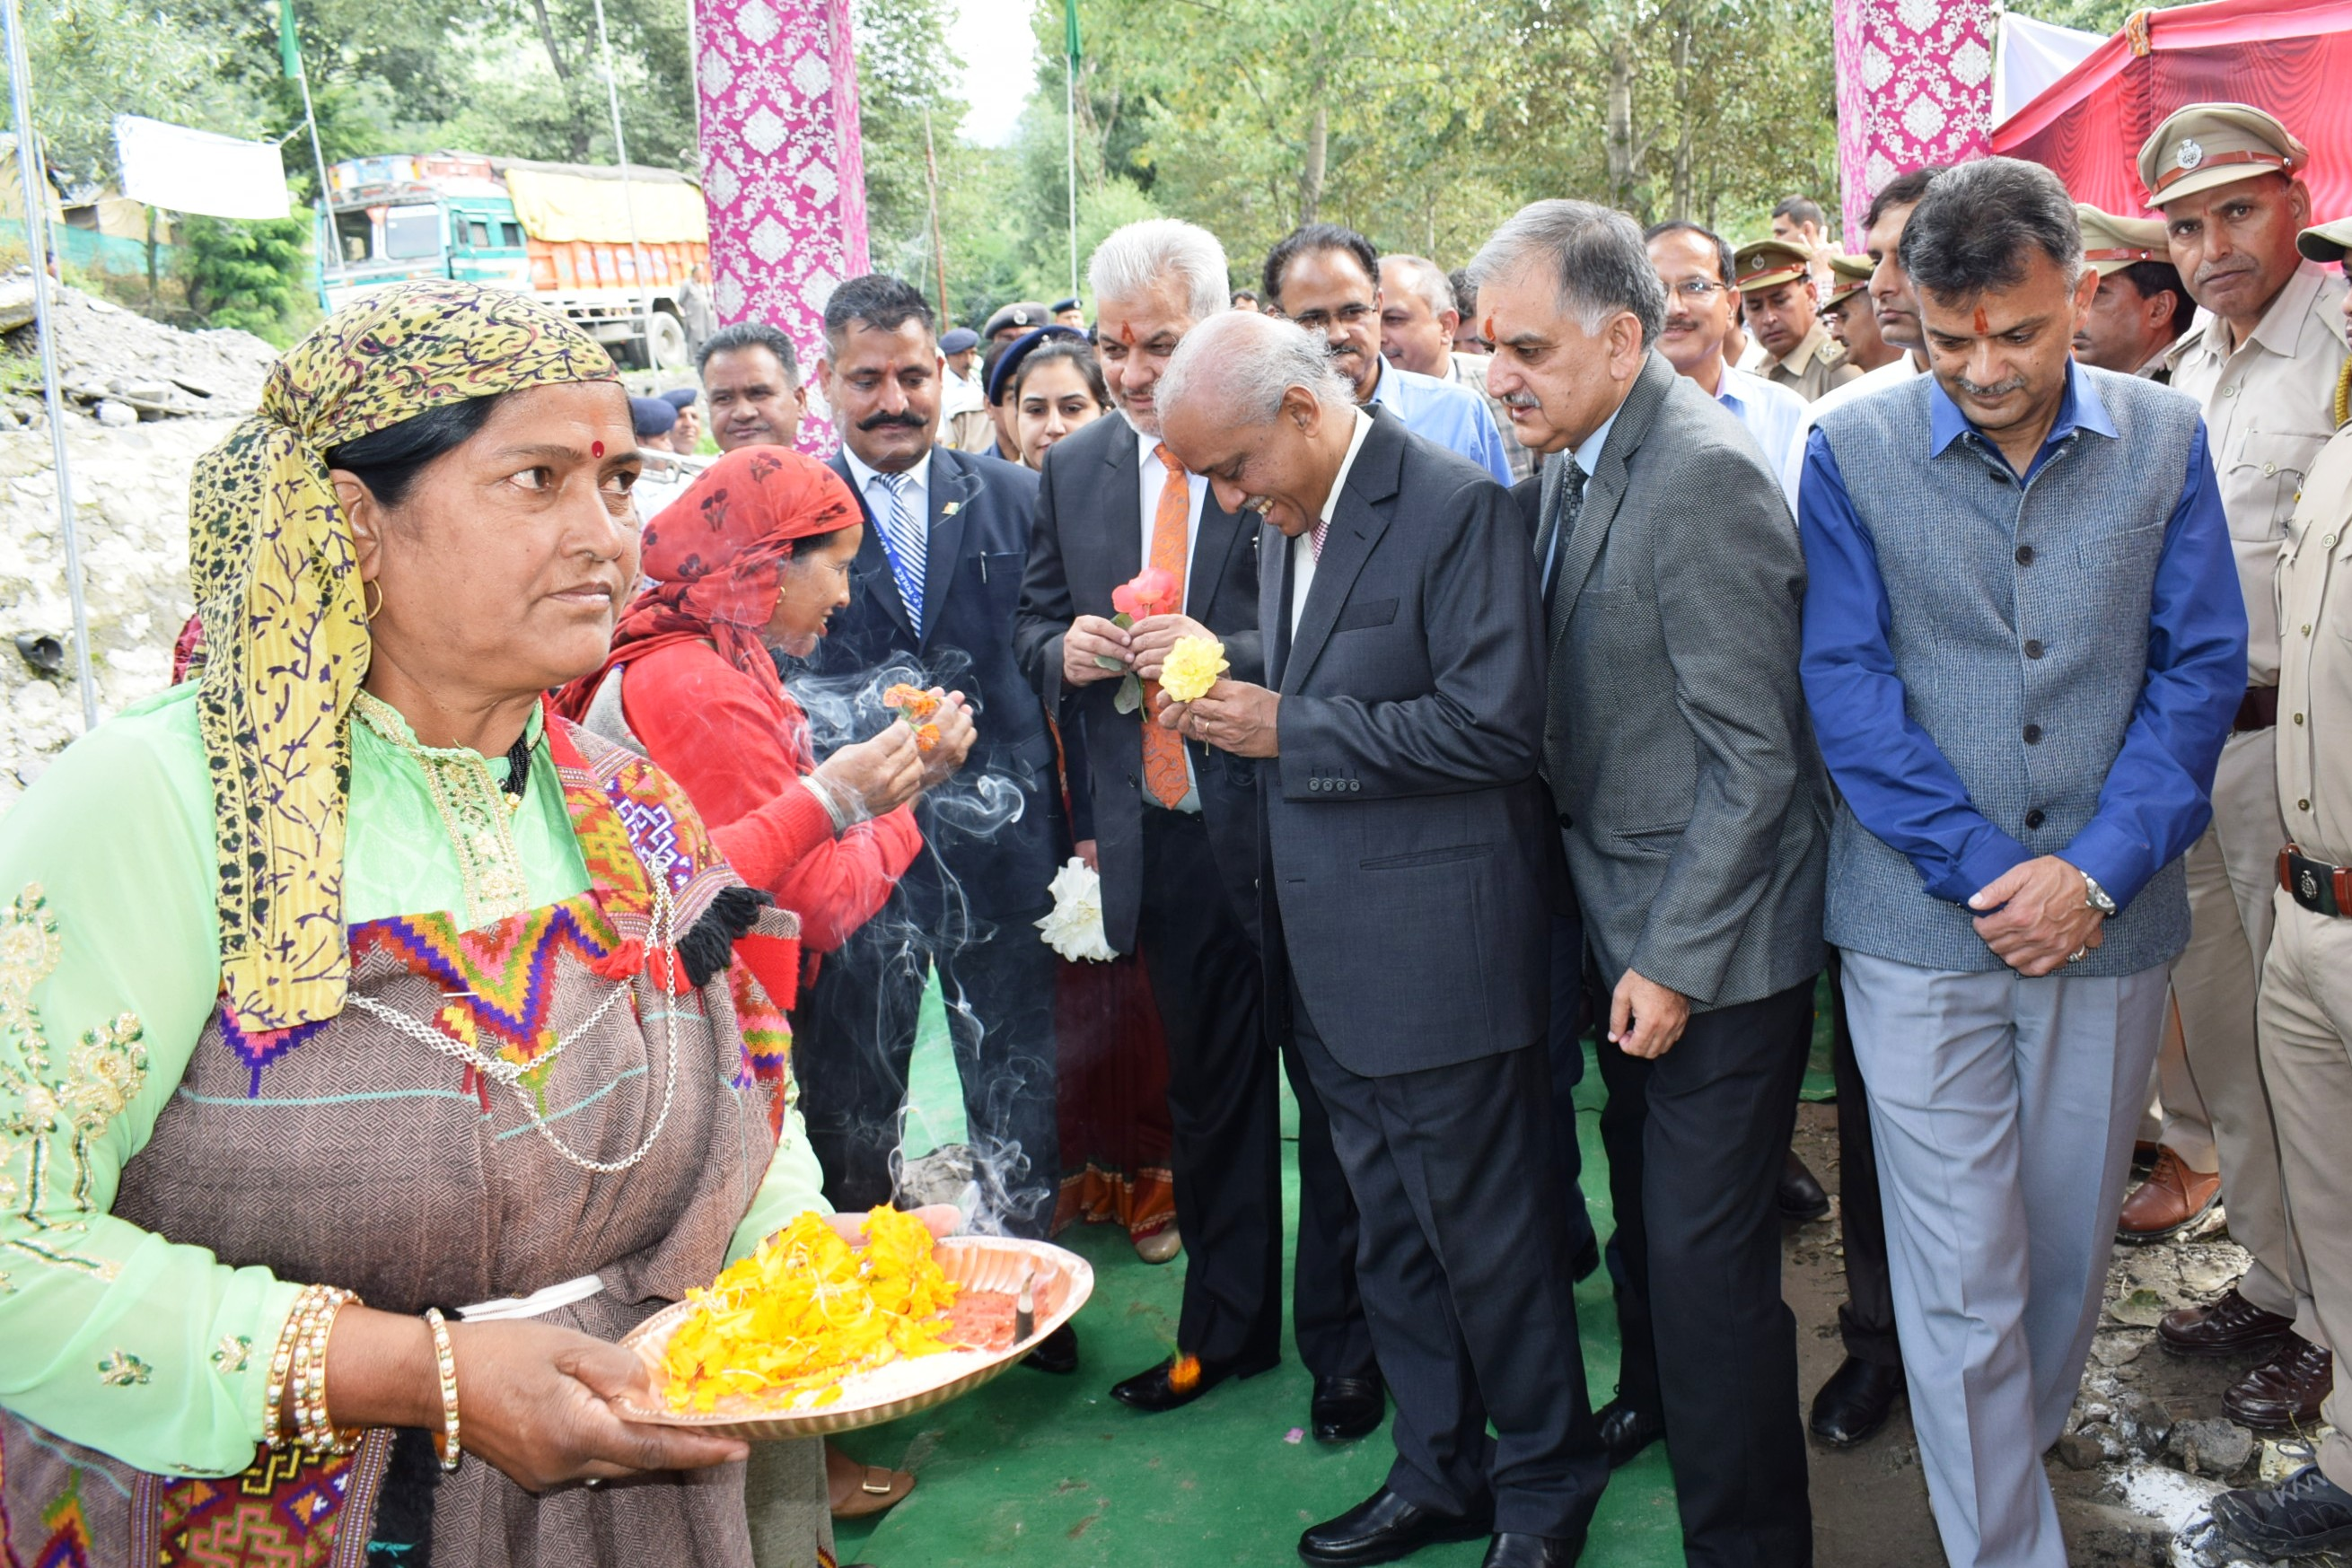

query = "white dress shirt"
[
  {"left": 1292, "top": 409, "right": 1375, "bottom": 637},
  {"left": 1137, "top": 425, "right": 1208, "bottom": 604},
  {"left": 839, "top": 444, "right": 935, "bottom": 617}
]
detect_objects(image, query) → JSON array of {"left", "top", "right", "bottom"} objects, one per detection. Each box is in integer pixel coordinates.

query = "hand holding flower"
[
  {"left": 1161, "top": 677, "right": 1280, "bottom": 758},
  {"left": 1156, "top": 635, "right": 1229, "bottom": 704},
  {"left": 1126, "top": 614, "right": 1216, "bottom": 683}
]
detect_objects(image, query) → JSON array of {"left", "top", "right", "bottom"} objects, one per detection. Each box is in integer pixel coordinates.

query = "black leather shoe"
[
  {"left": 1022, "top": 1322, "right": 1077, "bottom": 1375},
  {"left": 1482, "top": 1533, "right": 1585, "bottom": 1567},
  {"left": 1298, "top": 1486, "right": 1492, "bottom": 1568},
  {"left": 2222, "top": 1336, "right": 2333, "bottom": 1432},
  {"left": 1809, "top": 1354, "right": 1904, "bottom": 1447},
  {"left": 1110, "top": 1353, "right": 1246, "bottom": 1413},
  {"left": 2211, "top": 1465, "right": 2352, "bottom": 1556},
  {"left": 1595, "top": 1397, "right": 1665, "bottom": 1468},
  {"left": 2158, "top": 1287, "right": 2294, "bottom": 1357},
  {"left": 1778, "top": 1150, "right": 1830, "bottom": 1223},
  {"left": 1312, "top": 1375, "right": 1386, "bottom": 1442}
]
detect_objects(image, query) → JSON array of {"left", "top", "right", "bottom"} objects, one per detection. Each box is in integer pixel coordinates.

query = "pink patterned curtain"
[
  {"left": 696, "top": 0, "right": 871, "bottom": 453},
  {"left": 1833, "top": 0, "right": 1997, "bottom": 241}
]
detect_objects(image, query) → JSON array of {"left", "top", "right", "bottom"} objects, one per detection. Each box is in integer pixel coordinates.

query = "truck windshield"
[
  {"left": 383, "top": 205, "right": 442, "bottom": 260},
  {"left": 333, "top": 210, "right": 372, "bottom": 264}
]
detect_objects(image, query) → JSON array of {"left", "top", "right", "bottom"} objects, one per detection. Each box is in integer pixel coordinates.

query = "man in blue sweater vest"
[{"left": 1796, "top": 158, "right": 2246, "bottom": 1568}]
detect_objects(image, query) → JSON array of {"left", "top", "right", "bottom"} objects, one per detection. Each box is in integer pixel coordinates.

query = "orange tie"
[{"left": 1143, "top": 446, "right": 1191, "bottom": 808}]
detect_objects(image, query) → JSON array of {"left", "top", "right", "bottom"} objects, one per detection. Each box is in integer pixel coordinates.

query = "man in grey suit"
[
  {"left": 1470, "top": 200, "right": 1830, "bottom": 1567},
  {"left": 1154, "top": 309, "right": 1606, "bottom": 1568}
]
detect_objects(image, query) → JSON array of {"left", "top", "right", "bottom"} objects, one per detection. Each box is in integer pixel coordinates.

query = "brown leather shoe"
[
  {"left": 2159, "top": 1288, "right": 2295, "bottom": 1358},
  {"left": 2117, "top": 1147, "right": 2221, "bottom": 1244},
  {"left": 2223, "top": 1336, "right": 2334, "bottom": 1432}
]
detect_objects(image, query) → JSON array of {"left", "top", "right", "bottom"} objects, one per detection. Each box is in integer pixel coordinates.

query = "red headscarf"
[{"left": 556, "top": 445, "right": 861, "bottom": 719}]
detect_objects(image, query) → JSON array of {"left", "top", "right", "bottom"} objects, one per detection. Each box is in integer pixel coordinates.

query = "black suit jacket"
[
  {"left": 798, "top": 442, "right": 1062, "bottom": 922},
  {"left": 1013, "top": 412, "right": 1264, "bottom": 951},
  {"left": 1259, "top": 408, "right": 1555, "bottom": 1076}
]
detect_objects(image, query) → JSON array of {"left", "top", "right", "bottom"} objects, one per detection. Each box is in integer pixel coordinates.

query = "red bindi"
[
  {"left": 592, "top": 440, "right": 605, "bottom": 458},
  {"left": 1972, "top": 307, "right": 1989, "bottom": 335}
]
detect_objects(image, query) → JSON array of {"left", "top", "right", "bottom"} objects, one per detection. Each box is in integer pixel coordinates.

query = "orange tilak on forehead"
[
  {"left": 1118, "top": 320, "right": 1137, "bottom": 346},
  {"left": 1973, "top": 307, "right": 1989, "bottom": 335},
  {"left": 1483, "top": 314, "right": 1496, "bottom": 342}
]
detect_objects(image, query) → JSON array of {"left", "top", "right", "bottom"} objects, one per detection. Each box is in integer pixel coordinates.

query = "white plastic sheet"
[{"left": 112, "top": 114, "right": 291, "bottom": 221}]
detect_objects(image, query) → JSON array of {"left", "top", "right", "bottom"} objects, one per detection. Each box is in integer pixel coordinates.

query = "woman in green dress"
[{"left": 0, "top": 281, "right": 852, "bottom": 1566}]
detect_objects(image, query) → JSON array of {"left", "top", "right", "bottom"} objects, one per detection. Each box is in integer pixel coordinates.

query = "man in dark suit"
[
  {"left": 1472, "top": 200, "right": 1830, "bottom": 1566},
  {"left": 1012, "top": 221, "right": 1381, "bottom": 1438},
  {"left": 792, "top": 276, "right": 1067, "bottom": 1336},
  {"left": 1158, "top": 308, "right": 1605, "bottom": 1568}
]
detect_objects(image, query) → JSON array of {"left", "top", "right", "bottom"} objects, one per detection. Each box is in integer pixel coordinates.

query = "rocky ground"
[
  {"left": 0, "top": 272, "right": 278, "bottom": 428},
  {"left": 1789, "top": 1101, "right": 2343, "bottom": 1568}
]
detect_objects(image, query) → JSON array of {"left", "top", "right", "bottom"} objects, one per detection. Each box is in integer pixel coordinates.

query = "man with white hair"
[
  {"left": 1158, "top": 310, "right": 1605, "bottom": 1568},
  {"left": 1379, "top": 253, "right": 1534, "bottom": 479},
  {"left": 1014, "top": 220, "right": 1380, "bottom": 1442}
]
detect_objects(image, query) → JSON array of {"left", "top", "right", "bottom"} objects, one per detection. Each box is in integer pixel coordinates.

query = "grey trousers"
[{"left": 1840, "top": 950, "right": 2167, "bottom": 1568}]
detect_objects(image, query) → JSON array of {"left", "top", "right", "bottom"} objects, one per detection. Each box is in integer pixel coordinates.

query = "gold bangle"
[
  {"left": 290, "top": 1286, "right": 360, "bottom": 1456},
  {"left": 424, "top": 1309, "right": 462, "bottom": 1472},
  {"left": 261, "top": 1284, "right": 322, "bottom": 1450}
]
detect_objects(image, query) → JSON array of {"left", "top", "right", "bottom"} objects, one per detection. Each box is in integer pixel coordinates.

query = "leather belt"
[
  {"left": 2236, "top": 685, "right": 2279, "bottom": 731},
  {"left": 2280, "top": 845, "right": 2352, "bottom": 917}
]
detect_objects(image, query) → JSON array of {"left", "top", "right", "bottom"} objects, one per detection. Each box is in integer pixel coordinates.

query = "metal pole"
[
  {"left": 292, "top": 45, "right": 341, "bottom": 278},
  {"left": 3, "top": 0, "right": 98, "bottom": 731},
  {"left": 1065, "top": 47, "right": 1079, "bottom": 300},
  {"left": 590, "top": 0, "right": 655, "bottom": 366}
]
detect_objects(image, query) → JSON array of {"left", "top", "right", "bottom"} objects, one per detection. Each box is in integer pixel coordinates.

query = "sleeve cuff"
[
  {"left": 2060, "top": 818, "right": 2157, "bottom": 911},
  {"left": 1926, "top": 831, "right": 2033, "bottom": 906}
]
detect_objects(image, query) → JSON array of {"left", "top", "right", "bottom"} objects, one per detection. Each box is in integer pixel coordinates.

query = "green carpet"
[{"left": 834, "top": 995, "right": 1688, "bottom": 1567}]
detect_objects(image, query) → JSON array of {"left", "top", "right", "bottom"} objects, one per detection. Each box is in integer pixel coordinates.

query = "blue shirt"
[
  {"left": 1369, "top": 361, "right": 1514, "bottom": 484},
  {"left": 1797, "top": 362, "right": 2243, "bottom": 910},
  {"left": 1714, "top": 366, "right": 1806, "bottom": 505}
]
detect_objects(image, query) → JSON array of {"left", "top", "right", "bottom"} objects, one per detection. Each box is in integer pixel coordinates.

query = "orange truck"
[{"left": 316, "top": 152, "right": 709, "bottom": 368}]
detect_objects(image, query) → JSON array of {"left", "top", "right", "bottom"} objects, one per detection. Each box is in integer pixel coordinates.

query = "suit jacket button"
[
  {"left": 1349, "top": 780, "right": 1361, "bottom": 792},
  {"left": 1309, "top": 777, "right": 1322, "bottom": 792}
]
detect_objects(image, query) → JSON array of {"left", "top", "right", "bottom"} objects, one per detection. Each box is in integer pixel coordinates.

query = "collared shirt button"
[
  {"left": 2023, "top": 723, "right": 2042, "bottom": 744},
  {"left": 2325, "top": 535, "right": 2338, "bottom": 548},
  {"left": 2023, "top": 638, "right": 2045, "bottom": 660},
  {"left": 2304, "top": 625, "right": 2313, "bottom": 636},
  {"left": 2224, "top": 383, "right": 2239, "bottom": 397},
  {"left": 2264, "top": 462, "right": 2277, "bottom": 477},
  {"left": 2295, "top": 713, "right": 2304, "bottom": 725},
  {"left": 2300, "top": 799, "right": 2312, "bottom": 812}
]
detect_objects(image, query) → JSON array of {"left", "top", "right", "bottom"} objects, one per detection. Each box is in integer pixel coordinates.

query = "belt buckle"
[{"left": 2285, "top": 847, "right": 2343, "bottom": 916}]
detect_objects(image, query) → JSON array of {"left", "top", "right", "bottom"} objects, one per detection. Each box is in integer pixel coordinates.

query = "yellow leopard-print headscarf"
[{"left": 189, "top": 280, "right": 617, "bottom": 1032}]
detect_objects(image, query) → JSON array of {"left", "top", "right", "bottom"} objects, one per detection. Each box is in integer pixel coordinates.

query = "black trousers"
[
  {"left": 1140, "top": 810, "right": 1372, "bottom": 1380},
  {"left": 1825, "top": 950, "right": 1900, "bottom": 1368},
  {"left": 1294, "top": 981, "right": 1607, "bottom": 1541},
  {"left": 1595, "top": 977, "right": 1814, "bottom": 1567},
  {"left": 1543, "top": 910, "right": 1601, "bottom": 1271},
  {"left": 795, "top": 885, "right": 1059, "bottom": 1239}
]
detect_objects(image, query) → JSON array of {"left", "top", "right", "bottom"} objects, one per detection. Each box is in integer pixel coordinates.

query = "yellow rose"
[{"left": 1159, "top": 635, "right": 1229, "bottom": 704}]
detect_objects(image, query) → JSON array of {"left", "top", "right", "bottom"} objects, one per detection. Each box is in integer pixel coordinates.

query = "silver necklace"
[{"left": 349, "top": 885, "right": 686, "bottom": 1175}]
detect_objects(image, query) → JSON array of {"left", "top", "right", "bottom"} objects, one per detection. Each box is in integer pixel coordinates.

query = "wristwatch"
[{"left": 2082, "top": 871, "right": 2119, "bottom": 917}]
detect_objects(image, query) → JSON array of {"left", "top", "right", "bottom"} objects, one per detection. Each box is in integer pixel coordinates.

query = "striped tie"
[{"left": 869, "top": 471, "right": 926, "bottom": 627}]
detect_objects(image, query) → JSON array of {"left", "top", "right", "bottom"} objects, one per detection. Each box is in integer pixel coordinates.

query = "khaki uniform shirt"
[
  {"left": 1447, "top": 352, "right": 1535, "bottom": 480},
  {"left": 1761, "top": 321, "right": 1863, "bottom": 404},
  {"left": 2169, "top": 260, "right": 2351, "bottom": 688},
  {"left": 2274, "top": 425, "right": 2352, "bottom": 863}
]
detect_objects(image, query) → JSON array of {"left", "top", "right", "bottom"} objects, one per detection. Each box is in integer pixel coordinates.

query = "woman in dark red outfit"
[{"left": 556, "top": 445, "right": 974, "bottom": 1523}]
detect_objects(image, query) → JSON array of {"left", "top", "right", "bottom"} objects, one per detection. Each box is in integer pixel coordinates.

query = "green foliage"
[{"left": 181, "top": 215, "right": 315, "bottom": 344}]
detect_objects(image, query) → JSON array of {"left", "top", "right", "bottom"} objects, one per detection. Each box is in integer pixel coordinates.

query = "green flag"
[
  {"left": 1065, "top": 0, "right": 1080, "bottom": 64},
  {"left": 279, "top": 0, "right": 303, "bottom": 80}
]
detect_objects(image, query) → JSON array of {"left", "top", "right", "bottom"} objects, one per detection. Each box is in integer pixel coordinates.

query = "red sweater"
[{"left": 619, "top": 641, "right": 921, "bottom": 953}]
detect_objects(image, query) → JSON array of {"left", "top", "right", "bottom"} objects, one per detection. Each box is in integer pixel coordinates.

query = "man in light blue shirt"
[
  {"left": 1262, "top": 223, "right": 1514, "bottom": 484},
  {"left": 1646, "top": 220, "right": 1807, "bottom": 503}
]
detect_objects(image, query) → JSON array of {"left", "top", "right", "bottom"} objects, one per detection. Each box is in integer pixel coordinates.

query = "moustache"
[
  {"left": 1502, "top": 390, "right": 1543, "bottom": 409},
  {"left": 1953, "top": 373, "right": 2029, "bottom": 399},
  {"left": 858, "top": 411, "right": 926, "bottom": 432},
  {"left": 2194, "top": 260, "right": 2255, "bottom": 288}
]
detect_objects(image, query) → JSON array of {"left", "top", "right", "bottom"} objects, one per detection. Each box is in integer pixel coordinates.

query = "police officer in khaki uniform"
[
  {"left": 1733, "top": 238, "right": 1862, "bottom": 402},
  {"left": 2143, "top": 102, "right": 2348, "bottom": 1432},
  {"left": 2207, "top": 214, "right": 2352, "bottom": 1561},
  {"left": 1818, "top": 254, "right": 1900, "bottom": 373},
  {"left": 2073, "top": 205, "right": 2194, "bottom": 382}
]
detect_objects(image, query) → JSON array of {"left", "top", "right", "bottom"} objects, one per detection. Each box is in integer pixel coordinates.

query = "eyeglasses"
[{"left": 1664, "top": 278, "right": 1727, "bottom": 300}]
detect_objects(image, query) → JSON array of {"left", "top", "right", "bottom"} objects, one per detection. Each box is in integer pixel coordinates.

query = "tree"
[{"left": 182, "top": 214, "right": 315, "bottom": 343}]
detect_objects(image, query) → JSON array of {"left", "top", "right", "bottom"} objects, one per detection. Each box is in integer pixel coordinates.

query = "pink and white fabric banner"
[
  {"left": 1833, "top": 0, "right": 1997, "bottom": 241},
  {"left": 696, "top": 0, "right": 871, "bottom": 453}
]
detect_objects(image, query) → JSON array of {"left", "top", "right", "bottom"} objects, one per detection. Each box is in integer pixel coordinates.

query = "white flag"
[{"left": 113, "top": 116, "right": 291, "bottom": 221}]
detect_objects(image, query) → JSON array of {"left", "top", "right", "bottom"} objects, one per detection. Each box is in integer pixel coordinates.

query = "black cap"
[
  {"left": 983, "top": 301, "right": 1052, "bottom": 339},
  {"left": 659, "top": 387, "right": 699, "bottom": 409},
  {"left": 1051, "top": 297, "right": 1081, "bottom": 314},
  {"left": 985, "top": 325, "right": 1087, "bottom": 404},
  {"left": 939, "top": 326, "right": 979, "bottom": 355},
  {"left": 628, "top": 395, "right": 679, "bottom": 438}
]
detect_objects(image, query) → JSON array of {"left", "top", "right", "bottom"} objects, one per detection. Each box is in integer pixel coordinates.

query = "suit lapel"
[
  {"left": 1547, "top": 354, "right": 1674, "bottom": 650},
  {"left": 918, "top": 445, "right": 970, "bottom": 647},
  {"left": 1259, "top": 518, "right": 1290, "bottom": 688},
  {"left": 1107, "top": 427, "right": 1145, "bottom": 590},
  {"left": 1285, "top": 416, "right": 1403, "bottom": 692},
  {"left": 831, "top": 451, "right": 917, "bottom": 644}
]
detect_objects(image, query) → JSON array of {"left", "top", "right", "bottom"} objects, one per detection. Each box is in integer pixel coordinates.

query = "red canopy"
[{"left": 1992, "top": 0, "right": 2352, "bottom": 222}]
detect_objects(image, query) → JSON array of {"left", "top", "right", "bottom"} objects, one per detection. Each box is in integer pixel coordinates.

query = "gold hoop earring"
[{"left": 363, "top": 581, "right": 384, "bottom": 621}]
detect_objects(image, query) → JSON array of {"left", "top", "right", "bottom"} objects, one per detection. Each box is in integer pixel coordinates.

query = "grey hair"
[
  {"left": 1157, "top": 311, "right": 1354, "bottom": 426},
  {"left": 1088, "top": 219, "right": 1230, "bottom": 325},
  {"left": 1900, "top": 157, "right": 2084, "bottom": 300},
  {"left": 1381, "top": 254, "right": 1457, "bottom": 322},
  {"left": 1467, "top": 199, "right": 1669, "bottom": 346}
]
